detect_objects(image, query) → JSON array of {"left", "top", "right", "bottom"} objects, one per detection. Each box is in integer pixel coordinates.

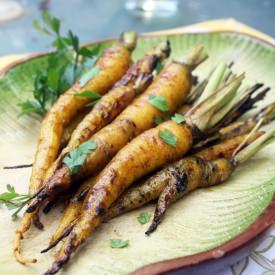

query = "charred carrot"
[
  {"left": 104, "top": 130, "right": 263, "bottom": 220},
  {"left": 43, "top": 41, "right": 170, "bottom": 184},
  {"left": 14, "top": 32, "right": 137, "bottom": 264},
  {"left": 26, "top": 46, "right": 208, "bottom": 215},
  {"left": 146, "top": 127, "right": 275, "bottom": 234},
  {"left": 44, "top": 67, "right": 251, "bottom": 274}
]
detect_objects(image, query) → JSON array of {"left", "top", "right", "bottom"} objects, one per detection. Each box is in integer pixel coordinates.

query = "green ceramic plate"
[{"left": 0, "top": 31, "right": 274, "bottom": 275}]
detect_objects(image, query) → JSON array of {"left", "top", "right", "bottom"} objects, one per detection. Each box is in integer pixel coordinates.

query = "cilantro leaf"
[
  {"left": 0, "top": 185, "right": 31, "bottom": 220},
  {"left": 155, "top": 63, "right": 164, "bottom": 74},
  {"left": 148, "top": 95, "right": 169, "bottom": 112},
  {"left": 86, "top": 99, "right": 100, "bottom": 107},
  {"left": 33, "top": 19, "right": 51, "bottom": 35},
  {"left": 171, "top": 113, "right": 185, "bottom": 124},
  {"left": 42, "top": 11, "right": 60, "bottom": 35},
  {"left": 79, "top": 67, "right": 100, "bottom": 87},
  {"left": 159, "top": 129, "right": 177, "bottom": 147},
  {"left": 155, "top": 116, "right": 169, "bottom": 125},
  {"left": 137, "top": 212, "right": 151, "bottom": 224},
  {"left": 18, "top": 100, "right": 46, "bottom": 117},
  {"left": 21, "top": 12, "right": 102, "bottom": 118},
  {"left": 63, "top": 141, "right": 97, "bottom": 174},
  {"left": 110, "top": 239, "right": 129, "bottom": 249},
  {"left": 75, "top": 90, "right": 102, "bottom": 99}
]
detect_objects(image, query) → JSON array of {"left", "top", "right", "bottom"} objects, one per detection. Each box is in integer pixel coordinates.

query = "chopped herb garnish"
[
  {"left": 63, "top": 140, "right": 97, "bottom": 174},
  {"left": 155, "top": 63, "right": 164, "bottom": 74},
  {"left": 110, "top": 239, "right": 129, "bottom": 249},
  {"left": 148, "top": 95, "right": 169, "bottom": 112},
  {"left": 155, "top": 116, "right": 169, "bottom": 125},
  {"left": 19, "top": 11, "right": 101, "bottom": 117},
  {"left": 75, "top": 90, "right": 102, "bottom": 99},
  {"left": 137, "top": 212, "right": 151, "bottom": 224},
  {"left": 171, "top": 113, "right": 186, "bottom": 124},
  {"left": 74, "top": 90, "right": 102, "bottom": 107},
  {"left": 159, "top": 129, "right": 177, "bottom": 147},
  {"left": 86, "top": 99, "right": 100, "bottom": 107},
  {"left": 0, "top": 185, "right": 31, "bottom": 220}
]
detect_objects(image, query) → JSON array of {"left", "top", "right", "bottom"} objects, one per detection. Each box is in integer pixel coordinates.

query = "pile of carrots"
[{"left": 9, "top": 32, "right": 274, "bottom": 274}]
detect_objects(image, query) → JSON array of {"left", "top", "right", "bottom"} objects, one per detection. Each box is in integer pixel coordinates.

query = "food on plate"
[
  {"left": 14, "top": 31, "right": 137, "bottom": 264},
  {"left": 0, "top": 23, "right": 273, "bottom": 275},
  {"left": 44, "top": 64, "right": 260, "bottom": 274},
  {"left": 104, "top": 130, "right": 263, "bottom": 221},
  {"left": 25, "top": 46, "right": 208, "bottom": 215},
  {"left": 145, "top": 127, "right": 275, "bottom": 234}
]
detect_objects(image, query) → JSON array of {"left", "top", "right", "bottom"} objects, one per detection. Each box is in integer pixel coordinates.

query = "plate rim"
[
  {"left": 0, "top": 28, "right": 274, "bottom": 274},
  {"left": 0, "top": 29, "right": 274, "bottom": 78},
  {"left": 132, "top": 197, "right": 275, "bottom": 274}
]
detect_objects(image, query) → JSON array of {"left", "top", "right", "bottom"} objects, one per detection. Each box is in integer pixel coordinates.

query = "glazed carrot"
[
  {"left": 47, "top": 72, "right": 210, "bottom": 247},
  {"left": 44, "top": 69, "right": 249, "bottom": 274},
  {"left": 14, "top": 32, "right": 137, "bottom": 264},
  {"left": 43, "top": 41, "right": 170, "bottom": 183},
  {"left": 145, "top": 127, "right": 275, "bottom": 234},
  {"left": 104, "top": 130, "right": 263, "bottom": 220},
  {"left": 26, "top": 46, "right": 208, "bottom": 214}
]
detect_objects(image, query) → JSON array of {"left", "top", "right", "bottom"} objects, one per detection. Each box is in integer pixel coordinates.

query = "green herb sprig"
[
  {"left": 137, "top": 212, "right": 151, "bottom": 224},
  {"left": 171, "top": 113, "right": 185, "bottom": 124},
  {"left": 63, "top": 140, "right": 97, "bottom": 174},
  {"left": 75, "top": 90, "right": 102, "bottom": 107},
  {"left": 0, "top": 185, "right": 31, "bottom": 220},
  {"left": 19, "top": 11, "right": 101, "bottom": 117},
  {"left": 110, "top": 239, "right": 129, "bottom": 248},
  {"left": 159, "top": 129, "right": 177, "bottom": 147},
  {"left": 148, "top": 95, "right": 169, "bottom": 112}
]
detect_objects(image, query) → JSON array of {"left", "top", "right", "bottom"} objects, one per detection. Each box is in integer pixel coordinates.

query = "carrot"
[
  {"left": 42, "top": 40, "right": 170, "bottom": 186},
  {"left": 145, "top": 127, "right": 275, "bottom": 234},
  {"left": 44, "top": 67, "right": 250, "bottom": 274},
  {"left": 26, "top": 46, "right": 208, "bottom": 214},
  {"left": 104, "top": 130, "right": 263, "bottom": 220},
  {"left": 104, "top": 101, "right": 275, "bottom": 221},
  {"left": 47, "top": 68, "right": 211, "bottom": 247},
  {"left": 14, "top": 32, "right": 137, "bottom": 264}
]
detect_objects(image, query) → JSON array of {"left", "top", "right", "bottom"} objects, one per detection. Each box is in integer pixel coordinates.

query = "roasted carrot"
[
  {"left": 47, "top": 71, "right": 210, "bottom": 247},
  {"left": 44, "top": 67, "right": 251, "bottom": 274},
  {"left": 44, "top": 40, "right": 170, "bottom": 182},
  {"left": 14, "top": 32, "right": 137, "bottom": 264},
  {"left": 145, "top": 127, "right": 275, "bottom": 234},
  {"left": 26, "top": 46, "right": 208, "bottom": 214},
  {"left": 105, "top": 101, "right": 275, "bottom": 220},
  {"left": 104, "top": 130, "right": 263, "bottom": 220}
]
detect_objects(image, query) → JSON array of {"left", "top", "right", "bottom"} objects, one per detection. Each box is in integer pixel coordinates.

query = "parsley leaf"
[
  {"left": 110, "top": 239, "right": 129, "bottom": 248},
  {"left": 155, "top": 116, "right": 170, "bottom": 125},
  {"left": 148, "top": 95, "right": 169, "bottom": 112},
  {"left": 0, "top": 185, "right": 31, "bottom": 220},
  {"left": 63, "top": 141, "right": 97, "bottom": 174},
  {"left": 159, "top": 129, "right": 177, "bottom": 147},
  {"left": 171, "top": 113, "right": 185, "bottom": 124},
  {"left": 155, "top": 63, "right": 164, "bottom": 74},
  {"left": 137, "top": 212, "right": 151, "bottom": 224},
  {"left": 75, "top": 90, "right": 102, "bottom": 99},
  {"left": 75, "top": 90, "right": 102, "bottom": 107},
  {"left": 20, "top": 12, "right": 101, "bottom": 117},
  {"left": 79, "top": 67, "right": 101, "bottom": 87}
]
